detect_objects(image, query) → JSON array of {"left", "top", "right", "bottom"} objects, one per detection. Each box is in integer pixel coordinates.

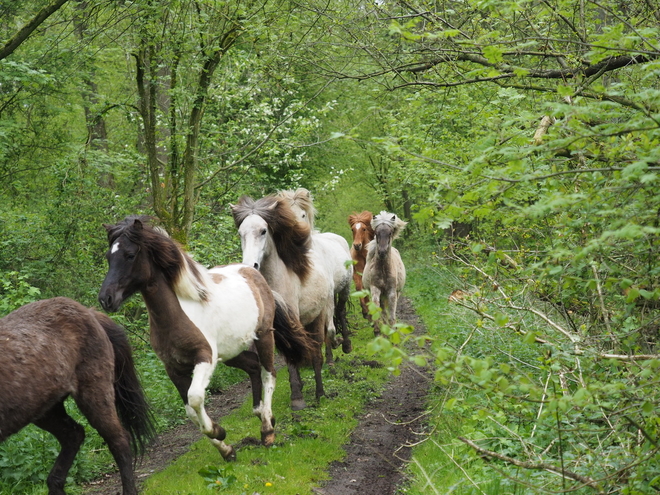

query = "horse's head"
[
  {"left": 277, "top": 188, "right": 316, "bottom": 230},
  {"left": 372, "top": 211, "right": 407, "bottom": 259},
  {"left": 348, "top": 211, "right": 374, "bottom": 252},
  {"left": 99, "top": 217, "right": 153, "bottom": 312},
  {"left": 232, "top": 195, "right": 312, "bottom": 279}
]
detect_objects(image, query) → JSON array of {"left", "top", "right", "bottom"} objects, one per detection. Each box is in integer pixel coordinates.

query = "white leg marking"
[{"left": 188, "top": 361, "right": 216, "bottom": 435}]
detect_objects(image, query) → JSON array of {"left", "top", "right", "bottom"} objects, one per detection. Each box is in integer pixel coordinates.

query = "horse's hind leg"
[
  {"left": 226, "top": 345, "right": 276, "bottom": 447},
  {"left": 336, "top": 283, "right": 352, "bottom": 353},
  {"left": 75, "top": 388, "right": 137, "bottom": 495},
  {"left": 33, "top": 401, "right": 85, "bottom": 495},
  {"left": 308, "top": 316, "right": 326, "bottom": 401}
]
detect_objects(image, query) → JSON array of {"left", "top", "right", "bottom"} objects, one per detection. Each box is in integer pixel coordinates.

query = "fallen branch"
[{"left": 458, "top": 436, "right": 604, "bottom": 494}]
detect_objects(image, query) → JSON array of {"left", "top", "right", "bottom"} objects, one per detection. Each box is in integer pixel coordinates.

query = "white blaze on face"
[
  {"left": 111, "top": 241, "right": 121, "bottom": 254},
  {"left": 355, "top": 222, "right": 362, "bottom": 230}
]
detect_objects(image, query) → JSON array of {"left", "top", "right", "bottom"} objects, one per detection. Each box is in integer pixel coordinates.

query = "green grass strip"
[{"left": 142, "top": 316, "right": 389, "bottom": 495}]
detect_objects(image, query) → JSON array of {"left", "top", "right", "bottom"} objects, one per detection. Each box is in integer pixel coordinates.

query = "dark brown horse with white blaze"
[
  {"left": 348, "top": 211, "right": 374, "bottom": 319},
  {"left": 98, "top": 216, "right": 314, "bottom": 461},
  {"left": 362, "top": 211, "right": 407, "bottom": 335},
  {"left": 0, "top": 297, "right": 155, "bottom": 495}
]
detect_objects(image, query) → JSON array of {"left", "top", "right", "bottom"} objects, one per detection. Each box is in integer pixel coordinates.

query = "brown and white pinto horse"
[
  {"left": 362, "top": 211, "right": 407, "bottom": 335},
  {"left": 277, "top": 188, "right": 353, "bottom": 361},
  {"left": 232, "top": 195, "right": 331, "bottom": 410},
  {"left": 0, "top": 297, "right": 155, "bottom": 495},
  {"left": 98, "top": 216, "right": 314, "bottom": 461},
  {"left": 348, "top": 211, "right": 375, "bottom": 319}
]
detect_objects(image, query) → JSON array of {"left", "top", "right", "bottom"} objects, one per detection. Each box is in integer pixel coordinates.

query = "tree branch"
[{"left": 0, "top": 0, "right": 70, "bottom": 61}]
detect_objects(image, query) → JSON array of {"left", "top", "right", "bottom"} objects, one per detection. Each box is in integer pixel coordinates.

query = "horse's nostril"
[{"left": 253, "top": 262, "right": 260, "bottom": 270}]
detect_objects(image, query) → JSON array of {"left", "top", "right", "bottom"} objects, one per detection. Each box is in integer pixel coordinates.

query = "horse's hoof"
[
  {"left": 291, "top": 399, "right": 307, "bottom": 411},
  {"left": 261, "top": 430, "right": 275, "bottom": 447},
  {"left": 221, "top": 446, "right": 236, "bottom": 462},
  {"left": 342, "top": 340, "right": 353, "bottom": 354}
]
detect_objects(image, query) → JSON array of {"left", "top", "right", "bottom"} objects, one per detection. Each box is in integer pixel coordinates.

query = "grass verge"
[{"left": 140, "top": 315, "right": 389, "bottom": 495}]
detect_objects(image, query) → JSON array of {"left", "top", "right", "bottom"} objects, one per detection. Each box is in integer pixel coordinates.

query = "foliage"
[{"left": 198, "top": 465, "right": 238, "bottom": 491}]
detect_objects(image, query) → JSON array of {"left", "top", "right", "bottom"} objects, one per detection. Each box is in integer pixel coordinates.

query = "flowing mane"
[
  {"left": 372, "top": 211, "right": 407, "bottom": 240},
  {"left": 277, "top": 188, "right": 317, "bottom": 230},
  {"left": 105, "top": 216, "right": 210, "bottom": 302},
  {"left": 232, "top": 196, "right": 313, "bottom": 280},
  {"left": 348, "top": 211, "right": 374, "bottom": 238}
]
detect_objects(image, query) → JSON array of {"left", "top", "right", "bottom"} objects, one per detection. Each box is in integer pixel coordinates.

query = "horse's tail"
[
  {"left": 94, "top": 311, "right": 157, "bottom": 457},
  {"left": 271, "top": 292, "right": 315, "bottom": 366}
]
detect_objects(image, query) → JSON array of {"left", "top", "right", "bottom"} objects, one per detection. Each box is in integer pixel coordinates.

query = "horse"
[
  {"left": 362, "top": 211, "right": 407, "bottom": 335},
  {"left": 232, "top": 195, "right": 332, "bottom": 410},
  {"left": 348, "top": 211, "right": 375, "bottom": 319},
  {"left": 98, "top": 216, "right": 315, "bottom": 461},
  {"left": 0, "top": 297, "right": 155, "bottom": 495},
  {"left": 277, "top": 188, "right": 353, "bottom": 361}
]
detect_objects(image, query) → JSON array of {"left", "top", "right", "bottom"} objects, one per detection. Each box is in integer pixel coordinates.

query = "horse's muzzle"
[{"left": 353, "top": 243, "right": 362, "bottom": 251}]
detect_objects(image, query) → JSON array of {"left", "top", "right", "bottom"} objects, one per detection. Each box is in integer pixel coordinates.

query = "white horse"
[
  {"left": 232, "top": 195, "right": 333, "bottom": 410},
  {"left": 363, "top": 211, "right": 407, "bottom": 335},
  {"left": 277, "top": 188, "right": 353, "bottom": 359}
]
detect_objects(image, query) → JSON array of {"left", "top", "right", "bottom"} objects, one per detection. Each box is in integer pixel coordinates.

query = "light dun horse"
[
  {"left": 277, "top": 188, "right": 353, "bottom": 360},
  {"left": 232, "top": 195, "right": 331, "bottom": 410},
  {"left": 0, "top": 297, "right": 155, "bottom": 495},
  {"left": 98, "top": 216, "right": 314, "bottom": 461},
  {"left": 363, "top": 211, "right": 407, "bottom": 335},
  {"left": 348, "top": 211, "right": 375, "bottom": 319}
]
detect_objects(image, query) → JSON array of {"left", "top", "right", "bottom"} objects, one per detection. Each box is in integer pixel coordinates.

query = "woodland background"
[{"left": 1, "top": 0, "right": 660, "bottom": 493}]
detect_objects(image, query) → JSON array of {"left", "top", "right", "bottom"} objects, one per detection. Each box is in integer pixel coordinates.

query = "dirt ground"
[{"left": 84, "top": 297, "right": 431, "bottom": 495}]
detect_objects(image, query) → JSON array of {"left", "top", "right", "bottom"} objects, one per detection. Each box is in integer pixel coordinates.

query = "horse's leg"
[
  {"left": 288, "top": 362, "right": 306, "bottom": 411},
  {"left": 33, "top": 401, "right": 86, "bottom": 495},
  {"left": 308, "top": 316, "right": 326, "bottom": 400},
  {"left": 187, "top": 360, "right": 238, "bottom": 461},
  {"left": 74, "top": 385, "right": 137, "bottom": 495},
  {"left": 252, "top": 328, "right": 277, "bottom": 446},
  {"left": 388, "top": 291, "right": 400, "bottom": 327},
  {"left": 355, "top": 272, "right": 371, "bottom": 320},
  {"left": 370, "top": 285, "right": 383, "bottom": 335},
  {"left": 336, "top": 282, "right": 352, "bottom": 353},
  {"left": 325, "top": 302, "right": 337, "bottom": 367},
  {"left": 167, "top": 363, "right": 236, "bottom": 461},
  {"left": 225, "top": 347, "right": 276, "bottom": 447}
]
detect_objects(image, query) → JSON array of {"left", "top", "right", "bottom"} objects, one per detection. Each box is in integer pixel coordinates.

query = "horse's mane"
[
  {"left": 105, "top": 216, "right": 210, "bottom": 302},
  {"left": 277, "top": 188, "right": 317, "bottom": 230},
  {"left": 348, "top": 211, "right": 374, "bottom": 237},
  {"left": 372, "top": 211, "right": 407, "bottom": 240},
  {"left": 231, "top": 196, "right": 313, "bottom": 280}
]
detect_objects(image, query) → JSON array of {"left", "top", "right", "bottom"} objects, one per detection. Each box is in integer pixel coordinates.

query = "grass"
[{"left": 140, "top": 313, "right": 389, "bottom": 495}]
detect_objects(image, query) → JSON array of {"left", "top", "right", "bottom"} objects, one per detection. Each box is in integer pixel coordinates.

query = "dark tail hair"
[
  {"left": 271, "top": 293, "right": 315, "bottom": 366},
  {"left": 94, "top": 311, "right": 157, "bottom": 457}
]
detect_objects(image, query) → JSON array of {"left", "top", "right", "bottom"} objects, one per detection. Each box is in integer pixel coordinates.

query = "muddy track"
[{"left": 84, "top": 297, "right": 431, "bottom": 495}]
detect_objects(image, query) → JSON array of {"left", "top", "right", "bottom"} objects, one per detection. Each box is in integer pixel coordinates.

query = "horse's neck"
[{"left": 141, "top": 273, "right": 202, "bottom": 354}]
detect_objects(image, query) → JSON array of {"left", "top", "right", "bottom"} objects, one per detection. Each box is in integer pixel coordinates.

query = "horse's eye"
[
  {"left": 126, "top": 253, "right": 136, "bottom": 261},
  {"left": 260, "top": 228, "right": 267, "bottom": 236}
]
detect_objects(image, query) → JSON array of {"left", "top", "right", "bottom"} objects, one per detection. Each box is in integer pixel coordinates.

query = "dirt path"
[{"left": 84, "top": 297, "right": 431, "bottom": 495}]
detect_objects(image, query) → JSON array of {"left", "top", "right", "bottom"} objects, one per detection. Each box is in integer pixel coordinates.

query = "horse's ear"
[
  {"left": 133, "top": 218, "right": 144, "bottom": 230},
  {"left": 267, "top": 200, "right": 278, "bottom": 210},
  {"left": 229, "top": 203, "right": 236, "bottom": 211},
  {"left": 391, "top": 215, "right": 396, "bottom": 221},
  {"left": 103, "top": 223, "right": 113, "bottom": 232}
]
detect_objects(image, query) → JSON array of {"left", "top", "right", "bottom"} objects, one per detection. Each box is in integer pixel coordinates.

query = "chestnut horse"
[
  {"left": 98, "top": 216, "right": 315, "bottom": 460},
  {"left": 232, "top": 195, "right": 331, "bottom": 410},
  {"left": 348, "top": 211, "right": 374, "bottom": 319},
  {"left": 363, "top": 211, "right": 407, "bottom": 335},
  {"left": 0, "top": 297, "right": 155, "bottom": 495},
  {"left": 277, "top": 188, "right": 353, "bottom": 361}
]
